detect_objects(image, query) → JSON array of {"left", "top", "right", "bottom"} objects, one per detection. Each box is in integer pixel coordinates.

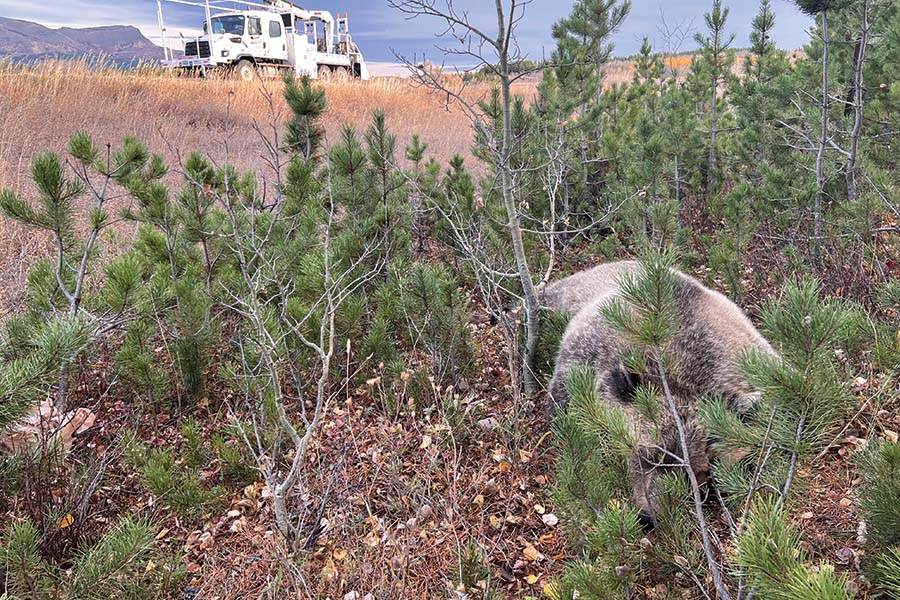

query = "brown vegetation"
[{"left": 0, "top": 60, "right": 537, "bottom": 316}]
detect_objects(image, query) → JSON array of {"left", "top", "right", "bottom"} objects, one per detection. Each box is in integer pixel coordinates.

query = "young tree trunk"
[
  {"left": 657, "top": 357, "right": 732, "bottom": 600},
  {"left": 735, "top": 215, "right": 743, "bottom": 304},
  {"left": 674, "top": 153, "right": 681, "bottom": 215},
  {"left": 496, "top": 0, "right": 540, "bottom": 397},
  {"left": 708, "top": 74, "right": 719, "bottom": 198},
  {"left": 813, "top": 11, "right": 830, "bottom": 251},
  {"left": 641, "top": 194, "right": 649, "bottom": 241},
  {"left": 383, "top": 171, "right": 392, "bottom": 279},
  {"left": 846, "top": 0, "right": 869, "bottom": 203},
  {"left": 650, "top": 176, "right": 658, "bottom": 245}
]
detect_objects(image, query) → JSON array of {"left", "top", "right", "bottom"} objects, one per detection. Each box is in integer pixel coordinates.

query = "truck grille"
[{"left": 184, "top": 41, "right": 211, "bottom": 58}]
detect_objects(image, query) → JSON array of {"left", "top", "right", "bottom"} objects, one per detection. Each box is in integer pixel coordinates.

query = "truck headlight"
[{"left": 222, "top": 50, "right": 230, "bottom": 57}]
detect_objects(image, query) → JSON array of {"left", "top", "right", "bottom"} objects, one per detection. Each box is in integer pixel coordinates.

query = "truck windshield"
[{"left": 205, "top": 16, "right": 245, "bottom": 35}]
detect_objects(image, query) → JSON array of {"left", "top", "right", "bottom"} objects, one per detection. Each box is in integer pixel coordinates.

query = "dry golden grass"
[
  {"left": 0, "top": 61, "right": 522, "bottom": 191},
  {"left": 0, "top": 49, "right": 808, "bottom": 315},
  {"left": 0, "top": 60, "right": 537, "bottom": 315},
  {"left": 602, "top": 51, "right": 761, "bottom": 88}
]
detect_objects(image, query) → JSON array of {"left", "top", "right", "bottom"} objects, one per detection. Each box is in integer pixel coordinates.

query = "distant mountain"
[{"left": 0, "top": 17, "right": 165, "bottom": 65}]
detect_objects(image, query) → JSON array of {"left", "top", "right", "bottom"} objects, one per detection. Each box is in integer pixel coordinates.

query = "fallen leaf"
[
  {"left": 420, "top": 435, "right": 432, "bottom": 450},
  {"left": 57, "top": 514, "right": 74, "bottom": 529},
  {"left": 525, "top": 573, "right": 540, "bottom": 585},
  {"left": 199, "top": 531, "right": 215, "bottom": 550},
  {"left": 523, "top": 544, "right": 539, "bottom": 562},
  {"left": 418, "top": 505, "right": 434, "bottom": 522},
  {"left": 835, "top": 547, "right": 855, "bottom": 564},
  {"left": 321, "top": 558, "right": 337, "bottom": 579},
  {"left": 477, "top": 417, "right": 499, "bottom": 431},
  {"left": 541, "top": 513, "right": 559, "bottom": 527},
  {"left": 155, "top": 528, "right": 170, "bottom": 540},
  {"left": 533, "top": 504, "right": 545, "bottom": 515}
]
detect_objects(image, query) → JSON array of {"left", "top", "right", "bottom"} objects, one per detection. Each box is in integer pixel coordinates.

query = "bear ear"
[
  {"left": 733, "top": 391, "right": 761, "bottom": 413},
  {"left": 606, "top": 368, "right": 641, "bottom": 404}
]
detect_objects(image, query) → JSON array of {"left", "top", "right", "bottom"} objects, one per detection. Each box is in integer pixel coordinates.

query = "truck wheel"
[
  {"left": 333, "top": 66, "right": 350, "bottom": 82},
  {"left": 317, "top": 65, "right": 332, "bottom": 82},
  {"left": 234, "top": 59, "right": 257, "bottom": 82}
]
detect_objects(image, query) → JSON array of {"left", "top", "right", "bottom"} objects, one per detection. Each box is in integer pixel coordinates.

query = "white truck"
[{"left": 156, "top": 0, "right": 369, "bottom": 81}]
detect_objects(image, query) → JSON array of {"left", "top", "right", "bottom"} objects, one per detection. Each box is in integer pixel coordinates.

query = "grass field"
[
  {"left": 0, "top": 61, "right": 538, "bottom": 316},
  {"left": 0, "top": 48, "right": 784, "bottom": 317}
]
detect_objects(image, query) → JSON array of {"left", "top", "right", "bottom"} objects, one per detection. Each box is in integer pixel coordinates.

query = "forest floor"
[
  {"left": 53, "top": 271, "right": 896, "bottom": 599},
  {"left": 48, "top": 222, "right": 898, "bottom": 599}
]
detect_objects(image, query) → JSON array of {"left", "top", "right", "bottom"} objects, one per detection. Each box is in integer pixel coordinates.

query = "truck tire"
[
  {"left": 317, "top": 65, "right": 332, "bottom": 82},
  {"left": 234, "top": 59, "right": 257, "bottom": 82},
  {"left": 333, "top": 66, "right": 350, "bottom": 82}
]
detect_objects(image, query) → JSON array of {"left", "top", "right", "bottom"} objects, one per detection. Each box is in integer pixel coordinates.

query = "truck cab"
[{"left": 178, "top": 10, "right": 288, "bottom": 79}]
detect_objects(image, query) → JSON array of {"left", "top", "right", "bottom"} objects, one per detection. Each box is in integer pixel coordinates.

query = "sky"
[{"left": 0, "top": 0, "right": 814, "bottom": 64}]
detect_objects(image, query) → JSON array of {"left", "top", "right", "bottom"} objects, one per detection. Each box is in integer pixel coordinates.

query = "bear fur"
[{"left": 544, "top": 261, "right": 776, "bottom": 519}]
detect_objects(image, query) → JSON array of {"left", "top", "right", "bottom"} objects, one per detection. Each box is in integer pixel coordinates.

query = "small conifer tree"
[
  {"left": 450, "top": 543, "right": 501, "bottom": 600},
  {"left": 736, "top": 496, "right": 852, "bottom": 600},
  {"left": 702, "top": 278, "right": 857, "bottom": 506},
  {"left": 372, "top": 261, "right": 473, "bottom": 389},
  {"left": 855, "top": 440, "right": 900, "bottom": 594},
  {"left": 365, "top": 109, "right": 409, "bottom": 270},
  {"left": 693, "top": 0, "right": 735, "bottom": 198},
  {"left": 0, "top": 133, "right": 161, "bottom": 408},
  {"left": 551, "top": 366, "right": 644, "bottom": 599},
  {"left": 707, "top": 182, "right": 759, "bottom": 301},
  {"left": 405, "top": 133, "right": 432, "bottom": 253},
  {"left": 283, "top": 74, "right": 327, "bottom": 162},
  {"left": 1, "top": 516, "right": 183, "bottom": 600},
  {"left": 0, "top": 319, "right": 91, "bottom": 430}
]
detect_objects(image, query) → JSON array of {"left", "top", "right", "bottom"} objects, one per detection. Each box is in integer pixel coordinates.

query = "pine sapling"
[{"left": 602, "top": 248, "right": 731, "bottom": 599}]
